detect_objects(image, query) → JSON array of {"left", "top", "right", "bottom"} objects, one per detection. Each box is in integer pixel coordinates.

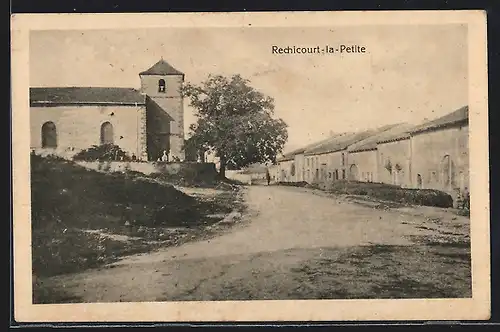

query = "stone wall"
[{"left": 76, "top": 160, "right": 218, "bottom": 178}]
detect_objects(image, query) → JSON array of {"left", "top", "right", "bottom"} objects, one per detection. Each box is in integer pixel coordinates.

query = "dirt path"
[{"left": 42, "top": 185, "right": 471, "bottom": 302}]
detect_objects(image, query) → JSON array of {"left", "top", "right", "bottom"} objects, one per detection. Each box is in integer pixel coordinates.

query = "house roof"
[
  {"left": 349, "top": 123, "right": 414, "bottom": 152},
  {"left": 139, "top": 59, "right": 184, "bottom": 76},
  {"left": 409, "top": 105, "right": 469, "bottom": 135},
  {"left": 30, "top": 87, "right": 146, "bottom": 106},
  {"left": 304, "top": 128, "right": 381, "bottom": 156},
  {"left": 277, "top": 132, "right": 347, "bottom": 161}
]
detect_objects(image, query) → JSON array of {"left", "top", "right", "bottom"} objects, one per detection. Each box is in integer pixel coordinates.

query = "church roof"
[
  {"left": 139, "top": 59, "right": 184, "bottom": 76},
  {"left": 30, "top": 87, "right": 146, "bottom": 106},
  {"left": 409, "top": 105, "right": 468, "bottom": 135}
]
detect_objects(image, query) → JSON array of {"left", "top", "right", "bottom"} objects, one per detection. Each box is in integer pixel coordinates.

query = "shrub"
[
  {"left": 72, "top": 144, "right": 131, "bottom": 162},
  {"left": 321, "top": 181, "right": 453, "bottom": 208}
]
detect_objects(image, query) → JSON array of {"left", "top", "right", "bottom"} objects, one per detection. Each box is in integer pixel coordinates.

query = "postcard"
[{"left": 11, "top": 10, "right": 490, "bottom": 322}]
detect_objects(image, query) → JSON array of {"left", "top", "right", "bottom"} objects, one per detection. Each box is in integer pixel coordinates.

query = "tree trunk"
[{"left": 219, "top": 154, "right": 226, "bottom": 179}]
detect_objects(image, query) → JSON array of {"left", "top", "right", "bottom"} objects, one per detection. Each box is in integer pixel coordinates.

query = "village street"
[{"left": 44, "top": 185, "right": 471, "bottom": 302}]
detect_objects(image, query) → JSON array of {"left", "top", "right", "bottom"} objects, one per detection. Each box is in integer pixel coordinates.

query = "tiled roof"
[
  {"left": 139, "top": 59, "right": 184, "bottom": 76},
  {"left": 347, "top": 124, "right": 404, "bottom": 153},
  {"left": 304, "top": 129, "right": 381, "bottom": 156},
  {"left": 348, "top": 123, "right": 417, "bottom": 151},
  {"left": 277, "top": 133, "right": 347, "bottom": 161},
  {"left": 30, "top": 87, "right": 146, "bottom": 106},
  {"left": 409, "top": 105, "right": 468, "bottom": 134}
]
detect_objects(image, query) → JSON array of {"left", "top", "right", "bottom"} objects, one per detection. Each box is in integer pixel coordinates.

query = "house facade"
[
  {"left": 409, "top": 106, "right": 469, "bottom": 194},
  {"left": 376, "top": 137, "right": 412, "bottom": 187}
]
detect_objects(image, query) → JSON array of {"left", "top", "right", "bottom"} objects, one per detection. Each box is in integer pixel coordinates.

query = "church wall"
[
  {"left": 30, "top": 105, "right": 146, "bottom": 159},
  {"left": 140, "top": 75, "right": 183, "bottom": 98}
]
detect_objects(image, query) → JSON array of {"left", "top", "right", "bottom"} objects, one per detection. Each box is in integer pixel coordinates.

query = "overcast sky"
[{"left": 30, "top": 25, "right": 468, "bottom": 152}]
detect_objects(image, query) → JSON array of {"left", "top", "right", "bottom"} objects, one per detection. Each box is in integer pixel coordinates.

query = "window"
[
  {"left": 342, "top": 169, "right": 346, "bottom": 179},
  {"left": 329, "top": 172, "right": 332, "bottom": 179},
  {"left": 41, "top": 121, "right": 57, "bottom": 148},
  {"left": 341, "top": 153, "right": 346, "bottom": 166},
  {"left": 158, "top": 79, "right": 166, "bottom": 93},
  {"left": 417, "top": 174, "right": 423, "bottom": 188},
  {"left": 335, "top": 169, "right": 339, "bottom": 180},
  {"left": 100, "top": 122, "right": 114, "bottom": 145}
]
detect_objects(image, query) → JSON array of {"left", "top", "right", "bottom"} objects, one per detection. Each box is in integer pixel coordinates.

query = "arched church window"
[
  {"left": 158, "top": 79, "right": 166, "bottom": 93},
  {"left": 41, "top": 121, "right": 57, "bottom": 148},
  {"left": 100, "top": 122, "right": 114, "bottom": 145}
]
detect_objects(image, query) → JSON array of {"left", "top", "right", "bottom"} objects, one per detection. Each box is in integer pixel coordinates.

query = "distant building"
[
  {"left": 30, "top": 59, "right": 186, "bottom": 161},
  {"left": 303, "top": 130, "right": 377, "bottom": 183}
]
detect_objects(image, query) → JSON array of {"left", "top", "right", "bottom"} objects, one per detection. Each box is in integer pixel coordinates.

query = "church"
[{"left": 30, "top": 59, "right": 186, "bottom": 161}]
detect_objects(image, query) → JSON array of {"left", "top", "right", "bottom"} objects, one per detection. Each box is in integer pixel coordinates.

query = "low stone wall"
[
  {"left": 76, "top": 160, "right": 218, "bottom": 177},
  {"left": 225, "top": 170, "right": 252, "bottom": 184},
  {"left": 225, "top": 170, "right": 269, "bottom": 184}
]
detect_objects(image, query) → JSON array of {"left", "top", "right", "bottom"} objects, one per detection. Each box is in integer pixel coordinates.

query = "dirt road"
[{"left": 41, "top": 185, "right": 471, "bottom": 302}]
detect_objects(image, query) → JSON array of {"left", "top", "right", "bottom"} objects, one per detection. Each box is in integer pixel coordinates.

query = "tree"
[{"left": 182, "top": 74, "right": 288, "bottom": 178}]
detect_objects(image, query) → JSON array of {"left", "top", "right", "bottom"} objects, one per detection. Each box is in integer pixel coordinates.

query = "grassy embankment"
[{"left": 31, "top": 154, "right": 244, "bottom": 302}]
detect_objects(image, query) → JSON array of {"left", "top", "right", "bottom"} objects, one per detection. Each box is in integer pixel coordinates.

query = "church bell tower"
[{"left": 139, "top": 58, "right": 185, "bottom": 161}]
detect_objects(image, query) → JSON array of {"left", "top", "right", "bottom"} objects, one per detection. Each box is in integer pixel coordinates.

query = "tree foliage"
[{"left": 182, "top": 74, "right": 288, "bottom": 175}]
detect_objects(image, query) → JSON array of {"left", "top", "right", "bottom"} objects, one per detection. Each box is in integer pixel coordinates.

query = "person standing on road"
[{"left": 266, "top": 168, "right": 271, "bottom": 186}]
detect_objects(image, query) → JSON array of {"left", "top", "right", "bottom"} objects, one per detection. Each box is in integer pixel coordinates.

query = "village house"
[
  {"left": 375, "top": 124, "right": 416, "bottom": 187},
  {"left": 275, "top": 152, "right": 296, "bottom": 182},
  {"left": 346, "top": 124, "right": 406, "bottom": 182},
  {"left": 275, "top": 134, "right": 342, "bottom": 182},
  {"left": 302, "top": 130, "right": 376, "bottom": 183},
  {"left": 30, "top": 59, "right": 186, "bottom": 162},
  {"left": 409, "top": 105, "right": 469, "bottom": 197},
  {"left": 275, "top": 105, "right": 469, "bottom": 199}
]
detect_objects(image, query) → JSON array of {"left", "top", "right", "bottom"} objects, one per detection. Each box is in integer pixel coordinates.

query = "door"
[{"left": 349, "top": 164, "right": 359, "bottom": 180}]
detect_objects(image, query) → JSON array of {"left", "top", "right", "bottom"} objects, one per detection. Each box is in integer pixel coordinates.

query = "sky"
[{"left": 30, "top": 25, "right": 468, "bottom": 153}]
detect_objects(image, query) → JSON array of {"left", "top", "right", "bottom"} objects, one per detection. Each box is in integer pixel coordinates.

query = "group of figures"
[{"left": 157, "top": 150, "right": 181, "bottom": 163}]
